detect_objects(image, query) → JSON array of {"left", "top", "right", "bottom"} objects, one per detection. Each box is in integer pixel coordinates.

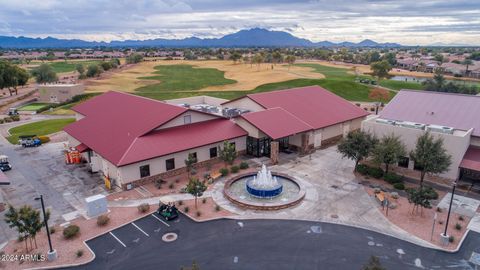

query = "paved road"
[{"left": 72, "top": 215, "right": 480, "bottom": 270}]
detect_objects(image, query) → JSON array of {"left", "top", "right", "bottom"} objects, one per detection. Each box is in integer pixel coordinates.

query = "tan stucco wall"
[
  {"left": 222, "top": 97, "right": 265, "bottom": 112},
  {"left": 118, "top": 136, "right": 247, "bottom": 184},
  {"left": 38, "top": 84, "right": 84, "bottom": 103},
  {"left": 362, "top": 117, "right": 473, "bottom": 180},
  {"left": 156, "top": 111, "right": 219, "bottom": 130},
  {"left": 233, "top": 118, "right": 266, "bottom": 138}
]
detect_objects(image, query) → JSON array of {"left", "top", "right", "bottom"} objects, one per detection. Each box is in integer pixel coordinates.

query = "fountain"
[
  {"left": 246, "top": 164, "right": 283, "bottom": 198},
  {"left": 223, "top": 164, "right": 305, "bottom": 210}
]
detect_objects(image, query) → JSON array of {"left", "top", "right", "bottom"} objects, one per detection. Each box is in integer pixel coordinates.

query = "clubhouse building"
[
  {"left": 362, "top": 90, "right": 480, "bottom": 185},
  {"left": 64, "top": 86, "right": 367, "bottom": 189}
]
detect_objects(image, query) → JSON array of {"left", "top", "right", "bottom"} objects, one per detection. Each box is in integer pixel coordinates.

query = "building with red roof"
[
  {"left": 65, "top": 86, "right": 368, "bottom": 189},
  {"left": 362, "top": 90, "right": 480, "bottom": 184},
  {"left": 223, "top": 86, "right": 368, "bottom": 157}
]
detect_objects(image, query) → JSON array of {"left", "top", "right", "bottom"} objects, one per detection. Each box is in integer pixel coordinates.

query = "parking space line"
[
  {"left": 109, "top": 232, "right": 126, "bottom": 248},
  {"left": 132, "top": 222, "right": 149, "bottom": 237},
  {"left": 151, "top": 214, "right": 170, "bottom": 227}
]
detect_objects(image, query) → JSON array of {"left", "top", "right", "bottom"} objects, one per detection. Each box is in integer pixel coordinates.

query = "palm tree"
[{"left": 462, "top": 59, "right": 473, "bottom": 76}]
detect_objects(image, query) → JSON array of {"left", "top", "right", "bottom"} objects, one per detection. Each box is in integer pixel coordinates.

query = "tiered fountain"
[{"left": 223, "top": 164, "right": 305, "bottom": 210}]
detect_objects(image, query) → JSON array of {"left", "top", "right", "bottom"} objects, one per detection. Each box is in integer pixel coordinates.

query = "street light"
[
  {"left": 440, "top": 179, "right": 458, "bottom": 245},
  {"left": 35, "top": 195, "right": 57, "bottom": 261}
]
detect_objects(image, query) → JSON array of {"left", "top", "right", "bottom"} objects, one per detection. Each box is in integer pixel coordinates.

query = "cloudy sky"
[{"left": 0, "top": 0, "right": 479, "bottom": 45}]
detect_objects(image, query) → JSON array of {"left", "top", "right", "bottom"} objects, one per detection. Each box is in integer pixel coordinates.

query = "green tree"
[
  {"left": 75, "top": 63, "right": 85, "bottom": 75},
  {"left": 462, "top": 59, "right": 473, "bottom": 75},
  {"left": 5, "top": 205, "right": 49, "bottom": 252},
  {"left": 126, "top": 53, "right": 144, "bottom": 64},
  {"left": 337, "top": 130, "right": 377, "bottom": 171},
  {"left": 370, "top": 60, "right": 392, "bottom": 80},
  {"left": 86, "top": 64, "right": 102, "bottom": 77},
  {"left": 272, "top": 51, "right": 284, "bottom": 64},
  {"left": 409, "top": 132, "right": 451, "bottom": 187},
  {"left": 372, "top": 134, "right": 406, "bottom": 174},
  {"left": 185, "top": 178, "right": 206, "bottom": 209},
  {"left": 218, "top": 140, "right": 237, "bottom": 167},
  {"left": 184, "top": 153, "right": 197, "bottom": 177},
  {"left": 406, "top": 187, "right": 437, "bottom": 215},
  {"left": 285, "top": 55, "right": 296, "bottom": 70},
  {"left": 362, "top": 255, "right": 386, "bottom": 270},
  {"left": 230, "top": 52, "right": 242, "bottom": 64},
  {"left": 31, "top": 63, "right": 57, "bottom": 84},
  {"left": 252, "top": 53, "right": 264, "bottom": 71}
]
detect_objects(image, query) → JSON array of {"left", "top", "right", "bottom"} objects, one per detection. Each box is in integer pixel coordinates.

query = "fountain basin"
[
  {"left": 246, "top": 179, "right": 283, "bottom": 198},
  {"left": 223, "top": 171, "right": 305, "bottom": 211}
]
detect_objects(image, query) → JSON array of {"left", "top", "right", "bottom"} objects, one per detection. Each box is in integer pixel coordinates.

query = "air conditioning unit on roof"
[
  {"left": 426, "top": 124, "right": 454, "bottom": 134},
  {"left": 375, "top": 118, "right": 396, "bottom": 126},
  {"left": 399, "top": 121, "right": 426, "bottom": 130}
]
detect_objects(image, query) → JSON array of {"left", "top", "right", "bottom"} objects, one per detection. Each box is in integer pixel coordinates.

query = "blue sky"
[{"left": 0, "top": 0, "right": 479, "bottom": 45}]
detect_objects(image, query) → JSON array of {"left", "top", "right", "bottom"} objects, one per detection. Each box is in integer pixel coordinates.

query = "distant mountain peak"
[{"left": 0, "top": 28, "right": 402, "bottom": 48}]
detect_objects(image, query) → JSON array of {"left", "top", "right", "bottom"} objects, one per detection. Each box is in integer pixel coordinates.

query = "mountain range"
[{"left": 0, "top": 28, "right": 402, "bottom": 49}]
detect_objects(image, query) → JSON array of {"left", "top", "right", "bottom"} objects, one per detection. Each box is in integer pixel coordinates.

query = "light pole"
[
  {"left": 35, "top": 195, "right": 57, "bottom": 261},
  {"left": 441, "top": 179, "right": 458, "bottom": 245}
]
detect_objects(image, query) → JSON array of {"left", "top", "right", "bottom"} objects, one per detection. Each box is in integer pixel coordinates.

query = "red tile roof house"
[
  {"left": 362, "top": 90, "right": 480, "bottom": 185},
  {"left": 64, "top": 86, "right": 368, "bottom": 189}
]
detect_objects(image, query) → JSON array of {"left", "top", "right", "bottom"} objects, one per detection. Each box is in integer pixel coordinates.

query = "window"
[
  {"left": 184, "top": 115, "right": 191, "bottom": 124},
  {"left": 140, "top": 165, "right": 150, "bottom": 178},
  {"left": 166, "top": 158, "right": 175, "bottom": 171},
  {"left": 413, "top": 162, "right": 424, "bottom": 171},
  {"left": 209, "top": 147, "right": 217, "bottom": 158},
  {"left": 398, "top": 157, "right": 409, "bottom": 168},
  {"left": 230, "top": 142, "right": 236, "bottom": 151},
  {"left": 189, "top": 152, "right": 198, "bottom": 163}
]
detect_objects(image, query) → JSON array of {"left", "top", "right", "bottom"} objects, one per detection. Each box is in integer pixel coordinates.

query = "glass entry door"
[{"left": 246, "top": 136, "right": 271, "bottom": 157}]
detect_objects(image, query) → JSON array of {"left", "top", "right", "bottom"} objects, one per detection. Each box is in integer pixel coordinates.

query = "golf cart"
[
  {"left": 0, "top": 155, "right": 11, "bottom": 172},
  {"left": 8, "top": 108, "right": 18, "bottom": 116},
  {"left": 157, "top": 202, "right": 179, "bottom": 221},
  {"left": 18, "top": 135, "right": 42, "bottom": 148}
]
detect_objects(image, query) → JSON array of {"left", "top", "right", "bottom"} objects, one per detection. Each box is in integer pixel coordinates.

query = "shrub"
[
  {"left": 390, "top": 192, "right": 399, "bottom": 199},
  {"left": 168, "top": 183, "right": 175, "bottom": 189},
  {"left": 370, "top": 107, "right": 375, "bottom": 112},
  {"left": 154, "top": 179, "right": 163, "bottom": 189},
  {"left": 438, "top": 220, "right": 444, "bottom": 225},
  {"left": 49, "top": 226, "right": 56, "bottom": 234},
  {"left": 202, "top": 198, "right": 207, "bottom": 204},
  {"left": 0, "top": 119, "right": 4, "bottom": 124},
  {"left": 455, "top": 223, "right": 462, "bottom": 231},
  {"left": 459, "top": 215, "right": 464, "bottom": 221},
  {"left": 10, "top": 115, "right": 20, "bottom": 121},
  {"left": 373, "top": 188, "right": 382, "bottom": 194},
  {"left": 76, "top": 249, "right": 84, "bottom": 258},
  {"left": 178, "top": 200, "right": 184, "bottom": 206},
  {"left": 175, "top": 178, "right": 180, "bottom": 183},
  {"left": 355, "top": 103, "right": 361, "bottom": 107},
  {"left": 191, "top": 168, "right": 197, "bottom": 175},
  {"left": 230, "top": 165, "right": 239, "bottom": 173},
  {"left": 37, "top": 136, "right": 50, "bottom": 144},
  {"left": 436, "top": 207, "right": 443, "bottom": 213},
  {"left": 423, "top": 186, "right": 439, "bottom": 200},
  {"left": 393, "top": 183, "right": 405, "bottom": 190},
  {"left": 239, "top": 161, "right": 249, "bottom": 169},
  {"left": 367, "top": 167, "right": 384, "bottom": 179},
  {"left": 137, "top": 203, "right": 150, "bottom": 213},
  {"left": 355, "top": 164, "right": 369, "bottom": 175},
  {"left": 184, "top": 206, "right": 189, "bottom": 213},
  {"left": 203, "top": 173, "right": 211, "bottom": 181},
  {"left": 196, "top": 211, "right": 201, "bottom": 217},
  {"left": 96, "top": 215, "right": 110, "bottom": 226},
  {"left": 215, "top": 205, "right": 221, "bottom": 212},
  {"left": 448, "top": 235, "right": 455, "bottom": 243},
  {"left": 4, "top": 117, "right": 12, "bottom": 123},
  {"left": 219, "top": 167, "right": 229, "bottom": 177},
  {"left": 63, "top": 225, "right": 80, "bottom": 239},
  {"left": 384, "top": 172, "right": 402, "bottom": 184}
]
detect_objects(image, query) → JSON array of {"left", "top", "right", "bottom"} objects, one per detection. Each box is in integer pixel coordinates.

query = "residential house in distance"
[
  {"left": 362, "top": 90, "right": 480, "bottom": 185},
  {"left": 64, "top": 86, "right": 368, "bottom": 189}
]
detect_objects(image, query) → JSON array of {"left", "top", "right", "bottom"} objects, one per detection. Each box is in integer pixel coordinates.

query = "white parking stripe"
[
  {"left": 151, "top": 214, "right": 170, "bottom": 227},
  {"left": 132, "top": 222, "right": 149, "bottom": 237},
  {"left": 109, "top": 232, "right": 126, "bottom": 247}
]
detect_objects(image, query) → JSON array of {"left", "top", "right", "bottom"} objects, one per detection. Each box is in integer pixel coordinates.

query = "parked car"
[
  {"left": 157, "top": 203, "right": 179, "bottom": 221},
  {"left": 18, "top": 135, "right": 42, "bottom": 147},
  {"left": 0, "top": 155, "right": 12, "bottom": 171}
]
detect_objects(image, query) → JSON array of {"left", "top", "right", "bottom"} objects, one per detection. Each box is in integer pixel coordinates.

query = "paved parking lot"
[{"left": 73, "top": 215, "right": 480, "bottom": 270}]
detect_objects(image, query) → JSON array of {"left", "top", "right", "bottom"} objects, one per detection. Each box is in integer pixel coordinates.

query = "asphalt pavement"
[{"left": 69, "top": 215, "right": 480, "bottom": 270}]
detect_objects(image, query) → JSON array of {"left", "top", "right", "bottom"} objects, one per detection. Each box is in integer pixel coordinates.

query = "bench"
[
  {"left": 210, "top": 172, "right": 222, "bottom": 181},
  {"left": 375, "top": 191, "right": 385, "bottom": 204}
]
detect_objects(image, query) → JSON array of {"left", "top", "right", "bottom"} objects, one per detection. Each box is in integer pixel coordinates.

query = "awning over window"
[
  {"left": 75, "top": 143, "right": 90, "bottom": 153},
  {"left": 460, "top": 146, "right": 480, "bottom": 172}
]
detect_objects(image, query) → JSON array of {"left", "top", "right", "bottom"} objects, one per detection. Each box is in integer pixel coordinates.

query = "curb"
[{"left": 23, "top": 209, "right": 157, "bottom": 270}]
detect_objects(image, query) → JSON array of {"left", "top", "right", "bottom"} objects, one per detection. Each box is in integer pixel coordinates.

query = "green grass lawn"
[
  {"left": 17, "top": 103, "right": 52, "bottom": 111},
  {"left": 7, "top": 118, "right": 75, "bottom": 144},
  {"left": 379, "top": 79, "right": 424, "bottom": 91},
  {"left": 136, "top": 64, "right": 237, "bottom": 93},
  {"left": 30, "top": 60, "right": 101, "bottom": 73}
]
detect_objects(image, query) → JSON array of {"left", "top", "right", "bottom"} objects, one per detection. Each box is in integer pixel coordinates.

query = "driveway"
[
  {"left": 0, "top": 123, "right": 107, "bottom": 244},
  {"left": 73, "top": 216, "right": 480, "bottom": 270},
  {"left": 212, "top": 146, "right": 433, "bottom": 247}
]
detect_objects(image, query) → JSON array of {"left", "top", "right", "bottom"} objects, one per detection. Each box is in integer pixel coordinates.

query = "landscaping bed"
[{"left": 177, "top": 197, "right": 233, "bottom": 222}]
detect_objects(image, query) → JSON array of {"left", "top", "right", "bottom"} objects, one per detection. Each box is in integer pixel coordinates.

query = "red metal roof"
[
  {"left": 460, "top": 147, "right": 480, "bottom": 172},
  {"left": 65, "top": 91, "right": 188, "bottom": 165},
  {"left": 245, "top": 86, "right": 368, "bottom": 129},
  {"left": 380, "top": 90, "right": 480, "bottom": 137},
  {"left": 119, "top": 119, "right": 247, "bottom": 166},
  {"left": 241, "top": 108, "right": 313, "bottom": 139}
]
